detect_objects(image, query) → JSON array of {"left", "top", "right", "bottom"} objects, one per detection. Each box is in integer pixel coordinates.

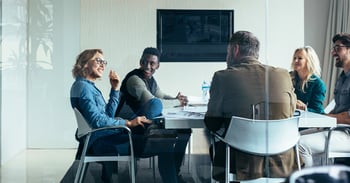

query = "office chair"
[
  {"left": 73, "top": 108, "right": 135, "bottom": 183},
  {"left": 287, "top": 165, "right": 350, "bottom": 183},
  {"left": 324, "top": 99, "right": 335, "bottom": 114},
  {"left": 116, "top": 100, "right": 180, "bottom": 183},
  {"left": 212, "top": 115, "right": 301, "bottom": 183},
  {"left": 324, "top": 124, "right": 350, "bottom": 165}
]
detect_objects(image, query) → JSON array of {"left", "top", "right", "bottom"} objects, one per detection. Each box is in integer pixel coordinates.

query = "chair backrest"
[
  {"left": 224, "top": 116, "right": 300, "bottom": 155},
  {"left": 287, "top": 165, "right": 350, "bottom": 183},
  {"left": 73, "top": 108, "right": 92, "bottom": 138},
  {"left": 324, "top": 99, "right": 335, "bottom": 114}
]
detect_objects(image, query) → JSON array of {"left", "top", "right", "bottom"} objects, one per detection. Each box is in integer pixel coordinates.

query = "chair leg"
[
  {"left": 152, "top": 156, "right": 156, "bottom": 183},
  {"left": 225, "top": 144, "right": 230, "bottom": 183},
  {"left": 129, "top": 157, "right": 136, "bottom": 183},
  {"left": 149, "top": 157, "right": 152, "bottom": 168},
  {"left": 187, "top": 136, "right": 191, "bottom": 173},
  {"left": 295, "top": 145, "right": 301, "bottom": 170},
  {"left": 81, "top": 163, "right": 91, "bottom": 183},
  {"left": 74, "top": 160, "right": 85, "bottom": 183}
]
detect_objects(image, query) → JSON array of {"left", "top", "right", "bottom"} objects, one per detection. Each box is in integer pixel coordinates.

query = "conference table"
[
  {"left": 160, "top": 106, "right": 337, "bottom": 129},
  {"left": 159, "top": 105, "right": 337, "bottom": 176}
]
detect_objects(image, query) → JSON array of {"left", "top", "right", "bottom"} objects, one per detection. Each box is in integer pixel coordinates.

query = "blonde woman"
[{"left": 290, "top": 46, "right": 326, "bottom": 114}]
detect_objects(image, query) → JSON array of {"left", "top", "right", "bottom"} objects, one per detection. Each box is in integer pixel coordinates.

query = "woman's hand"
[
  {"left": 176, "top": 92, "right": 188, "bottom": 106},
  {"left": 109, "top": 70, "right": 120, "bottom": 90},
  {"left": 296, "top": 100, "right": 307, "bottom": 111},
  {"left": 126, "top": 116, "right": 152, "bottom": 128}
]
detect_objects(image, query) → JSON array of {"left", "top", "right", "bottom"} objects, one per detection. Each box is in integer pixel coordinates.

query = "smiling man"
[
  {"left": 117, "top": 47, "right": 187, "bottom": 119},
  {"left": 116, "top": 47, "right": 191, "bottom": 183},
  {"left": 299, "top": 33, "right": 350, "bottom": 167}
]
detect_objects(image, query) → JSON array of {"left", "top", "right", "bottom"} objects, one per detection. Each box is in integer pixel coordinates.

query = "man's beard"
[{"left": 335, "top": 60, "right": 343, "bottom": 68}]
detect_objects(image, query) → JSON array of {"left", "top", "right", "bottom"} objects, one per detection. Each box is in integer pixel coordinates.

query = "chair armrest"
[
  {"left": 300, "top": 127, "right": 327, "bottom": 135},
  {"left": 211, "top": 131, "right": 227, "bottom": 144},
  {"left": 328, "top": 124, "right": 350, "bottom": 135},
  {"left": 327, "top": 124, "right": 350, "bottom": 142},
  {"left": 325, "top": 124, "right": 350, "bottom": 155},
  {"left": 89, "top": 125, "right": 131, "bottom": 134},
  {"left": 204, "top": 116, "right": 231, "bottom": 132}
]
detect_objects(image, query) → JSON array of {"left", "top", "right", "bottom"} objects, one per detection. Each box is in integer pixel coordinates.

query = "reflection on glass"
[
  {"left": 1, "top": 0, "right": 27, "bottom": 70},
  {"left": 29, "top": 0, "right": 53, "bottom": 70}
]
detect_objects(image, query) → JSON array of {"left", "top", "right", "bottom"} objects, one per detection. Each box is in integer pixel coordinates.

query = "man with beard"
[
  {"left": 299, "top": 33, "right": 350, "bottom": 167},
  {"left": 204, "top": 31, "right": 299, "bottom": 182},
  {"left": 116, "top": 47, "right": 191, "bottom": 183}
]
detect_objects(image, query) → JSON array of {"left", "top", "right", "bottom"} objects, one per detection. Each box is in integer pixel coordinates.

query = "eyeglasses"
[
  {"left": 94, "top": 58, "right": 107, "bottom": 65},
  {"left": 332, "top": 45, "right": 348, "bottom": 52}
]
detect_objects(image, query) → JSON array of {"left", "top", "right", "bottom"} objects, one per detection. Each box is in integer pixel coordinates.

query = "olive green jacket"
[{"left": 205, "top": 57, "right": 299, "bottom": 180}]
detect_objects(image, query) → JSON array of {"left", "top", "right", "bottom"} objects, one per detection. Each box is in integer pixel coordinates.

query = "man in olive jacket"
[{"left": 205, "top": 31, "right": 299, "bottom": 181}]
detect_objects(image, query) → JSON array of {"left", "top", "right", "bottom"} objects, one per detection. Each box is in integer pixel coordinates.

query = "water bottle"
[{"left": 201, "top": 81, "right": 210, "bottom": 102}]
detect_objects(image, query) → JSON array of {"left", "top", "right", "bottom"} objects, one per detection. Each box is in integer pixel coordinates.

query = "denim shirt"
[
  {"left": 333, "top": 71, "right": 350, "bottom": 114},
  {"left": 70, "top": 76, "right": 126, "bottom": 144}
]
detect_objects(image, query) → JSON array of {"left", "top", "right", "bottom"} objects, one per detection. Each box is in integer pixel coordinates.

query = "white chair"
[
  {"left": 324, "top": 99, "right": 335, "bottom": 114},
  {"left": 73, "top": 108, "right": 135, "bottom": 183},
  {"left": 212, "top": 115, "right": 301, "bottom": 183},
  {"left": 287, "top": 165, "right": 350, "bottom": 183},
  {"left": 324, "top": 124, "right": 350, "bottom": 165}
]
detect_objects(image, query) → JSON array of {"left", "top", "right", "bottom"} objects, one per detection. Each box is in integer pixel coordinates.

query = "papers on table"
[
  {"left": 160, "top": 107, "right": 337, "bottom": 129},
  {"left": 183, "top": 106, "right": 207, "bottom": 114},
  {"left": 161, "top": 96, "right": 208, "bottom": 119},
  {"left": 296, "top": 109, "right": 336, "bottom": 128},
  {"left": 187, "top": 96, "right": 208, "bottom": 106},
  {"left": 162, "top": 106, "right": 206, "bottom": 119}
]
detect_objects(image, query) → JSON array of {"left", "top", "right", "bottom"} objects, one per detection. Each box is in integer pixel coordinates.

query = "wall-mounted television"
[{"left": 157, "top": 9, "right": 234, "bottom": 62}]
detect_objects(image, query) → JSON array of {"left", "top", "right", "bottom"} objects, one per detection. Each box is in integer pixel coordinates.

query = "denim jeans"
[{"left": 134, "top": 98, "right": 163, "bottom": 119}]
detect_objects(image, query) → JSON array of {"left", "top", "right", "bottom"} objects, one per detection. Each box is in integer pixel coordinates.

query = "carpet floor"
[{"left": 60, "top": 154, "right": 212, "bottom": 183}]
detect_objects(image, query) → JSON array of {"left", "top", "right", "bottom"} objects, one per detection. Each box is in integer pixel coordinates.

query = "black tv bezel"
[{"left": 156, "top": 9, "right": 234, "bottom": 62}]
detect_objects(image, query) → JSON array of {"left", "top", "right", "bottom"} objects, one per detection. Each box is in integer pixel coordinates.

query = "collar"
[
  {"left": 229, "top": 56, "right": 261, "bottom": 67},
  {"left": 76, "top": 76, "right": 95, "bottom": 85}
]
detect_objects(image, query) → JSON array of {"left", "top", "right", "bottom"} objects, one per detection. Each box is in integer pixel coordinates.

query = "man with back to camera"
[
  {"left": 204, "top": 31, "right": 300, "bottom": 182},
  {"left": 115, "top": 47, "right": 191, "bottom": 183},
  {"left": 299, "top": 33, "right": 350, "bottom": 167}
]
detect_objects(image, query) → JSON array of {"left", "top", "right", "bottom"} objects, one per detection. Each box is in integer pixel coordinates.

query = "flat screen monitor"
[{"left": 157, "top": 9, "right": 234, "bottom": 62}]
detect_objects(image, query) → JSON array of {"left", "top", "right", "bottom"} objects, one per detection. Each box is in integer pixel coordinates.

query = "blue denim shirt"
[
  {"left": 70, "top": 76, "right": 127, "bottom": 144},
  {"left": 333, "top": 71, "right": 350, "bottom": 114}
]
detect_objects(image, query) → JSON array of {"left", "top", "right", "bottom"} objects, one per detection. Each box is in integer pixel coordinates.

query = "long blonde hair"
[{"left": 290, "top": 46, "right": 321, "bottom": 92}]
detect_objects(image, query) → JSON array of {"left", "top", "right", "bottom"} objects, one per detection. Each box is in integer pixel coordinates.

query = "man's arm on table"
[{"left": 328, "top": 111, "right": 350, "bottom": 125}]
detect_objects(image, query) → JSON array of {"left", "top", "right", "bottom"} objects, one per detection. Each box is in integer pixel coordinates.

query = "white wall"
[
  {"left": 0, "top": 0, "right": 27, "bottom": 165},
  {"left": 24, "top": 0, "right": 304, "bottom": 149},
  {"left": 81, "top": 0, "right": 304, "bottom": 98},
  {"left": 22, "top": 0, "right": 303, "bottom": 150}
]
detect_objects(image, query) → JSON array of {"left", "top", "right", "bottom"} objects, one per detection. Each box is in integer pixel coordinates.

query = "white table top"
[
  {"left": 298, "top": 110, "right": 336, "bottom": 128},
  {"left": 161, "top": 107, "right": 337, "bottom": 129}
]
